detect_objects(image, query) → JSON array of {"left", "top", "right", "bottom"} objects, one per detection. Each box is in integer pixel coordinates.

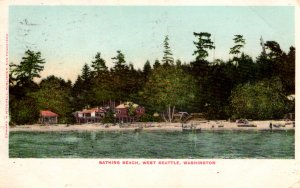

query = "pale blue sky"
[{"left": 9, "top": 6, "right": 294, "bottom": 82}]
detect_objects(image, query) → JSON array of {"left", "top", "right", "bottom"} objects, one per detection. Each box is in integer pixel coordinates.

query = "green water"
[{"left": 9, "top": 130, "right": 294, "bottom": 158}]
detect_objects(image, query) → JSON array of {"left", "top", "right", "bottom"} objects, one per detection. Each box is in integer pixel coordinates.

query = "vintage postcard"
[{"left": 0, "top": 0, "right": 299, "bottom": 187}]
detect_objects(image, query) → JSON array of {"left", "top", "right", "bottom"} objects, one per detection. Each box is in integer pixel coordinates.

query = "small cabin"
[
  {"left": 74, "top": 107, "right": 106, "bottom": 124},
  {"left": 39, "top": 110, "right": 58, "bottom": 124}
]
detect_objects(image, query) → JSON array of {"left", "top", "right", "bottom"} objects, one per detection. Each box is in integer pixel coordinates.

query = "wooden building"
[
  {"left": 115, "top": 102, "right": 145, "bottom": 123},
  {"left": 39, "top": 110, "right": 58, "bottom": 124},
  {"left": 74, "top": 107, "right": 106, "bottom": 124}
]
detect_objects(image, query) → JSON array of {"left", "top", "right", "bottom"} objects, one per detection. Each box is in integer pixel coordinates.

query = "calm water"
[{"left": 9, "top": 130, "right": 294, "bottom": 158}]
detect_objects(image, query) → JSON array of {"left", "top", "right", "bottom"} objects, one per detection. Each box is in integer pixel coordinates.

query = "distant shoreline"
[{"left": 9, "top": 120, "right": 295, "bottom": 132}]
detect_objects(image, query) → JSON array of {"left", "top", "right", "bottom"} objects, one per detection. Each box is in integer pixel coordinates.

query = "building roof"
[
  {"left": 115, "top": 104, "right": 127, "bottom": 109},
  {"left": 116, "top": 102, "right": 139, "bottom": 109},
  {"left": 80, "top": 107, "right": 106, "bottom": 113},
  {"left": 40, "top": 110, "right": 58, "bottom": 117}
]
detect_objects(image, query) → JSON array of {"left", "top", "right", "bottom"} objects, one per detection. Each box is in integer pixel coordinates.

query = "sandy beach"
[{"left": 9, "top": 120, "right": 295, "bottom": 132}]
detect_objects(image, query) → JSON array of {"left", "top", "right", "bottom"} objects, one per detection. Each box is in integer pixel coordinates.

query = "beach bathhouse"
[
  {"left": 39, "top": 110, "right": 58, "bottom": 124},
  {"left": 74, "top": 107, "right": 106, "bottom": 124},
  {"left": 115, "top": 102, "right": 145, "bottom": 123}
]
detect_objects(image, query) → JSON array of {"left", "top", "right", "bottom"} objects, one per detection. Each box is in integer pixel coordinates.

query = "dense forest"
[{"left": 9, "top": 33, "right": 295, "bottom": 125}]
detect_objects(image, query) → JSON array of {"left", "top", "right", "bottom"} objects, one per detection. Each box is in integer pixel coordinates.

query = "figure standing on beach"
[{"left": 269, "top": 122, "right": 272, "bottom": 129}]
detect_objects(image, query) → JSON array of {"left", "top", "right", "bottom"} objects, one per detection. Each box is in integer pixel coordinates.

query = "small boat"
[{"left": 182, "top": 124, "right": 201, "bottom": 133}]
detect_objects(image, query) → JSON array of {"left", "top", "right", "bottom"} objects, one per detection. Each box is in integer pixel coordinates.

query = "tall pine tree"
[
  {"left": 162, "top": 35, "right": 174, "bottom": 66},
  {"left": 193, "top": 32, "right": 215, "bottom": 61},
  {"left": 91, "top": 52, "right": 107, "bottom": 77}
]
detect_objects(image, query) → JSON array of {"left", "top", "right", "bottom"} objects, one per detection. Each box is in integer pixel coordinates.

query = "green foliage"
[
  {"left": 283, "top": 47, "right": 295, "bottom": 94},
  {"left": 102, "top": 109, "right": 115, "bottom": 124},
  {"left": 31, "top": 76, "right": 72, "bottom": 123},
  {"left": 9, "top": 50, "right": 45, "bottom": 125},
  {"left": 256, "top": 42, "right": 295, "bottom": 94},
  {"left": 71, "top": 64, "right": 94, "bottom": 110},
  {"left": 265, "top": 41, "right": 283, "bottom": 59},
  {"left": 193, "top": 32, "right": 215, "bottom": 61},
  {"left": 162, "top": 35, "right": 174, "bottom": 66},
  {"left": 175, "top": 59, "right": 182, "bottom": 67},
  {"left": 92, "top": 80, "right": 114, "bottom": 103},
  {"left": 143, "top": 66, "right": 196, "bottom": 112},
  {"left": 112, "top": 50, "right": 127, "bottom": 71},
  {"left": 10, "top": 97, "right": 39, "bottom": 125},
  {"left": 10, "top": 50, "right": 45, "bottom": 86},
  {"left": 110, "top": 51, "right": 144, "bottom": 101},
  {"left": 91, "top": 52, "right": 108, "bottom": 77},
  {"left": 265, "top": 42, "right": 294, "bottom": 94},
  {"left": 139, "top": 113, "right": 162, "bottom": 122},
  {"left": 202, "top": 63, "right": 237, "bottom": 119},
  {"left": 143, "top": 60, "right": 152, "bottom": 79},
  {"left": 236, "top": 53, "right": 256, "bottom": 83},
  {"left": 126, "top": 102, "right": 137, "bottom": 117},
  {"left": 81, "top": 63, "right": 91, "bottom": 81},
  {"left": 230, "top": 78, "right": 291, "bottom": 119},
  {"left": 230, "top": 35, "right": 245, "bottom": 56},
  {"left": 9, "top": 35, "right": 295, "bottom": 124},
  {"left": 153, "top": 59, "right": 161, "bottom": 69}
]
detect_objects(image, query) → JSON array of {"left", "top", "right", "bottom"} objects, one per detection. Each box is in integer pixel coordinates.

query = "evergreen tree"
[
  {"left": 91, "top": 52, "right": 107, "bottom": 77},
  {"left": 112, "top": 50, "right": 127, "bottom": 71},
  {"left": 263, "top": 42, "right": 295, "bottom": 94},
  {"left": 81, "top": 63, "right": 91, "bottom": 82},
  {"left": 175, "top": 59, "right": 182, "bottom": 67},
  {"left": 143, "top": 60, "right": 152, "bottom": 79},
  {"left": 71, "top": 64, "right": 93, "bottom": 110},
  {"left": 193, "top": 32, "right": 215, "bottom": 61},
  {"left": 129, "top": 63, "right": 135, "bottom": 71},
  {"left": 265, "top": 41, "right": 283, "bottom": 60},
  {"left": 71, "top": 76, "right": 84, "bottom": 110},
  {"left": 284, "top": 46, "right": 295, "bottom": 94},
  {"left": 153, "top": 59, "right": 161, "bottom": 69},
  {"left": 236, "top": 53, "right": 256, "bottom": 83},
  {"left": 10, "top": 50, "right": 45, "bottom": 86},
  {"left": 162, "top": 35, "right": 174, "bottom": 66},
  {"left": 229, "top": 35, "right": 245, "bottom": 57},
  {"left": 110, "top": 50, "right": 133, "bottom": 100},
  {"left": 9, "top": 50, "right": 45, "bottom": 125}
]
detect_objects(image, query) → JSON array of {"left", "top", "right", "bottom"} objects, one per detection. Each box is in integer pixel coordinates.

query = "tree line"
[{"left": 9, "top": 33, "right": 295, "bottom": 124}]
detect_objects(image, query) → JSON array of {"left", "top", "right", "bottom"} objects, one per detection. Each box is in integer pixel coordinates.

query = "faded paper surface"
[{"left": 0, "top": 0, "right": 299, "bottom": 187}]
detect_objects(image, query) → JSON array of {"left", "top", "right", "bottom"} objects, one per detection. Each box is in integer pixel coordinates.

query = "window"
[{"left": 84, "top": 113, "right": 91, "bottom": 117}]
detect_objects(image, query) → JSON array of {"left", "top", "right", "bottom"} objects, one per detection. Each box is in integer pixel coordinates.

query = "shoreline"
[{"left": 9, "top": 120, "right": 295, "bottom": 132}]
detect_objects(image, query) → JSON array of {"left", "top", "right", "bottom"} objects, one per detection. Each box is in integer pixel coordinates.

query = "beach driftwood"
[
  {"left": 237, "top": 124, "right": 257, "bottom": 127},
  {"left": 236, "top": 119, "right": 257, "bottom": 127}
]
